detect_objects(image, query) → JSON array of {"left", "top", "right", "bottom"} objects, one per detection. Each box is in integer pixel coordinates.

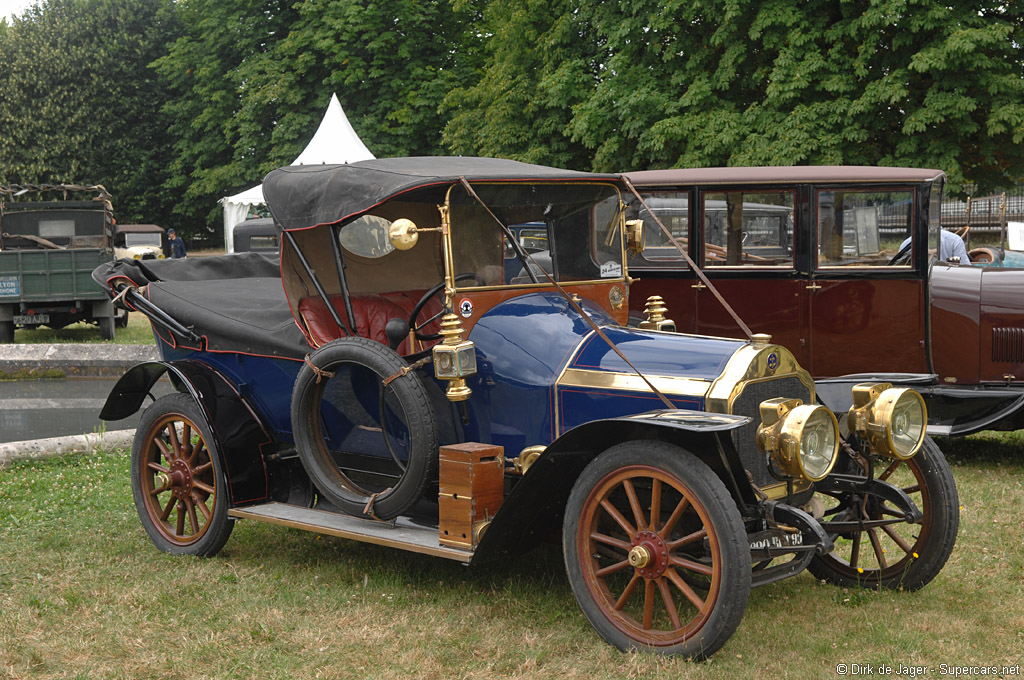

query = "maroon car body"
[{"left": 624, "top": 166, "right": 1024, "bottom": 435}]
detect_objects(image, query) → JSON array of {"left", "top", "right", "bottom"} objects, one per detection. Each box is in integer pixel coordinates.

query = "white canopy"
[{"left": 220, "top": 93, "right": 375, "bottom": 251}]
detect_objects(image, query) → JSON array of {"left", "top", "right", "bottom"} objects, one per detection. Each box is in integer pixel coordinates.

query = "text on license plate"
[
  {"left": 749, "top": 530, "right": 804, "bottom": 551},
  {"left": 14, "top": 314, "right": 49, "bottom": 325}
]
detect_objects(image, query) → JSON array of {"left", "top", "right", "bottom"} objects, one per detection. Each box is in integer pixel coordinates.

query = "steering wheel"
[
  {"left": 887, "top": 241, "right": 912, "bottom": 266},
  {"left": 409, "top": 273, "right": 485, "bottom": 341}
]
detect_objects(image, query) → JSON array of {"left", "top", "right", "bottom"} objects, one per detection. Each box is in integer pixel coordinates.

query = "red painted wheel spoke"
[
  {"left": 600, "top": 499, "right": 637, "bottom": 537},
  {"left": 666, "top": 527, "right": 707, "bottom": 550},
  {"left": 880, "top": 522, "right": 913, "bottom": 554},
  {"left": 642, "top": 579, "right": 656, "bottom": 630},
  {"left": 175, "top": 502, "right": 186, "bottom": 536},
  {"left": 867, "top": 527, "right": 888, "bottom": 568},
  {"left": 191, "top": 491, "right": 212, "bottom": 521},
  {"left": 596, "top": 559, "right": 631, "bottom": 578},
  {"left": 185, "top": 499, "right": 200, "bottom": 535},
  {"left": 902, "top": 483, "right": 921, "bottom": 495},
  {"left": 614, "top": 573, "right": 641, "bottom": 611},
  {"left": 153, "top": 437, "right": 171, "bottom": 460},
  {"left": 192, "top": 441, "right": 206, "bottom": 465},
  {"left": 192, "top": 460, "right": 213, "bottom": 476},
  {"left": 668, "top": 555, "right": 713, "bottom": 576},
  {"left": 656, "top": 577, "right": 683, "bottom": 630},
  {"left": 590, "top": 532, "right": 631, "bottom": 552},
  {"left": 622, "top": 479, "right": 647, "bottom": 531},
  {"left": 147, "top": 461, "right": 169, "bottom": 474},
  {"left": 166, "top": 423, "right": 181, "bottom": 458},
  {"left": 658, "top": 495, "right": 690, "bottom": 538},
  {"left": 160, "top": 495, "right": 176, "bottom": 521},
  {"left": 849, "top": 531, "right": 862, "bottom": 569},
  {"left": 878, "top": 460, "right": 902, "bottom": 483},
  {"left": 666, "top": 567, "right": 706, "bottom": 611},
  {"left": 649, "top": 479, "right": 662, "bottom": 532},
  {"left": 193, "top": 480, "right": 215, "bottom": 495},
  {"left": 181, "top": 423, "right": 193, "bottom": 462}
]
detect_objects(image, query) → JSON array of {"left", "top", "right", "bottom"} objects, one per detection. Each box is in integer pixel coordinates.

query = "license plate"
[
  {"left": 14, "top": 314, "right": 49, "bottom": 325},
  {"left": 749, "top": 529, "right": 803, "bottom": 552}
]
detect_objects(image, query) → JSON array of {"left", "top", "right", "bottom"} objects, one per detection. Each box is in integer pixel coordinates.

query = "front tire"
[
  {"left": 131, "top": 393, "right": 233, "bottom": 556},
  {"left": 563, "top": 441, "right": 750, "bottom": 659},
  {"left": 808, "top": 437, "right": 959, "bottom": 590}
]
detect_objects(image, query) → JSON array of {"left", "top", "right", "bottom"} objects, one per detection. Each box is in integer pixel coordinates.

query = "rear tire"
[
  {"left": 131, "top": 393, "right": 233, "bottom": 556},
  {"left": 98, "top": 315, "right": 115, "bottom": 340}
]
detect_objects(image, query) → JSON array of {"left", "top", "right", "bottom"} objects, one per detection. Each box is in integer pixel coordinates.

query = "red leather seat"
[{"left": 298, "top": 291, "right": 442, "bottom": 354}]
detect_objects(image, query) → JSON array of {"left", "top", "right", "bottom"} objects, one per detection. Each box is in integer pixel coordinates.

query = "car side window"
[
  {"left": 702, "top": 191, "right": 794, "bottom": 268},
  {"left": 817, "top": 190, "right": 913, "bottom": 267}
]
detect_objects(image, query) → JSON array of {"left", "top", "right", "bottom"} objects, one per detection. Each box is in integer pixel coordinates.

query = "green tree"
[
  {"left": 156, "top": 0, "right": 483, "bottom": 230},
  {"left": 0, "top": 0, "right": 182, "bottom": 225},
  {"left": 446, "top": 0, "right": 1024, "bottom": 193}
]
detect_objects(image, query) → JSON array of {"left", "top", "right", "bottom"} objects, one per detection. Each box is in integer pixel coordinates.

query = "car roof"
[
  {"left": 263, "top": 157, "right": 620, "bottom": 231},
  {"left": 625, "top": 166, "right": 945, "bottom": 186},
  {"left": 116, "top": 223, "right": 164, "bottom": 234}
]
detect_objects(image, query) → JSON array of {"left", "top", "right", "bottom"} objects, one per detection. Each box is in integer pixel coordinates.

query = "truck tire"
[
  {"left": 98, "top": 315, "right": 115, "bottom": 340},
  {"left": 0, "top": 321, "right": 13, "bottom": 343}
]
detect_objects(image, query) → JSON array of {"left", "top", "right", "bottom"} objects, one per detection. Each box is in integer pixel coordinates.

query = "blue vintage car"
[{"left": 94, "top": 157, "right": 958, "bottom": 660}]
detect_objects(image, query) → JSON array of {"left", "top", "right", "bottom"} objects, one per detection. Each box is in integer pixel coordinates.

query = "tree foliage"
[
  {"left": 446, "top": 0, "right": 1024, "bottom": 193},
  {"left": 156, "top": 0, "right": 484, "bottom": 227},
  {"left": 0, "top": 0, "right": 182, "bottom": 225}
]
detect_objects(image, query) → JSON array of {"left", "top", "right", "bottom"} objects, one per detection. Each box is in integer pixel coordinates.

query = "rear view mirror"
[{"left": 625, "top": 219, "right": 645, "bottom": 255}]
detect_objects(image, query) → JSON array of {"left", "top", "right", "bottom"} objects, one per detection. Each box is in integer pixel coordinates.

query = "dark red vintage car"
[{"left": 624, "top": 166, "right": 1024, "bottom": 436}]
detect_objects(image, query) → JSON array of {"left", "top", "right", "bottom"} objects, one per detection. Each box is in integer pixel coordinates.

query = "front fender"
[
  {"left": 470, "top": 410, "right": 752, "bottom": 566},
  {"left": 102, "top": 360, "right": 276, "bottom": 505}
]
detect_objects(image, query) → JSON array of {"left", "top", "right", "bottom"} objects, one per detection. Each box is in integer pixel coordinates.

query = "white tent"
[{"left": 220, "top": 93, "right": 375, "bottom": 251}]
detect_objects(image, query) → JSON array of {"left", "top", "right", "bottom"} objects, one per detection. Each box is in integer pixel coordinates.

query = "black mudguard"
[
  {"left": 470, "top": 410, "right": 753, "bottom": 566},
  {"left": 101, "top": 360, "right": 276, "bottom": 505}
]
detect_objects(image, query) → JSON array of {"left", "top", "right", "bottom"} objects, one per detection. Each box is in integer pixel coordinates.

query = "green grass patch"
[
  {"left": 0, "top": 367, "right": 66, "bottom": 381},
  {"left": 1, "top": 441, "right": 1022, "bottom": 679},
  {"left": 13, "top": 312, "right": 155, "bottom": 345}
]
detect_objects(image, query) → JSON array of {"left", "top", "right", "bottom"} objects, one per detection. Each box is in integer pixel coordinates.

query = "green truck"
[{"left": 0, "top": 184, "right": 118, "bottom": 342}]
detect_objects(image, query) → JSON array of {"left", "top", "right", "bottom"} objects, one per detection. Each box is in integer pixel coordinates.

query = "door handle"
[
  {"left": 806, "top": 284, "right": 822, "bottom": 290},
  {"left": 691, "top": 282, "right": 707, "bottom": 290}
]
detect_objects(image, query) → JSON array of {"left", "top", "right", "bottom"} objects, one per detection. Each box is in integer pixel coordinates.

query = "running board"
[{"left": 228, "top": 502, "right": 473, "bottom": 563}]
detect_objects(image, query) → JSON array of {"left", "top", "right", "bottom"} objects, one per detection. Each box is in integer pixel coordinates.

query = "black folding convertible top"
[
  {"left": 93, "top": 253, "right": 309, "bottom": 360},
  {"left": 262, "top": 156, "right": 620, "bottom": 231}
]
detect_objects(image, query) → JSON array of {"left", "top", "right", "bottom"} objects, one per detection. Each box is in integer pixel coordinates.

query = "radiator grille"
[
  {"left": 728, "top": 376, "right": 812, "bottom": 487},
  {"left": 992, "top": 327, "right": 1024, "bottom": 363}
]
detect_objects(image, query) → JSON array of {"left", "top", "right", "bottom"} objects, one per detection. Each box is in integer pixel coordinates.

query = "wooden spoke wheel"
[
  {"left": 131, "top": 394, "right": 233, "bottom": 556},
  {"left": 809, "top": 437, "right": 958, "bottom": 590},
  {"left": 564, "top": 442, "right": 750, "bottom": 659}
]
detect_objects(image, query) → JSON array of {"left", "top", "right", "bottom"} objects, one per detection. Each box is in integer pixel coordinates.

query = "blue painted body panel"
[{"left": 155, "top": 291, "right": 746, "bottom": 460}]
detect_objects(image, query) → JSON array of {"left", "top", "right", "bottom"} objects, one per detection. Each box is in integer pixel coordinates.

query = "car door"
[{"left": 807, "top": 186, "right": 928, "bottom": 376}]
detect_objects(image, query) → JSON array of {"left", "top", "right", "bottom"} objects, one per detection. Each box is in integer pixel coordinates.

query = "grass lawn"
[
  {"left": 0, "top": 436, "right": 1022, "bottom": 679},
  {"left": 12, "top": 312, "right": 154, "bottom": 345}
]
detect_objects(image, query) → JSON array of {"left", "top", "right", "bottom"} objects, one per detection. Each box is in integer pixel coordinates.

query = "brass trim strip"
[
  {"left": 228, "top": 505, "right": 473, "bottom": 563},
  {"left": 559, "top": 367, "right": 711, "bottom": 398}
]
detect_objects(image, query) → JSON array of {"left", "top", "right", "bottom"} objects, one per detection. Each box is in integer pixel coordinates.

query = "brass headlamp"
[
  {"left": 847, "top": 382, "right": 926, "bottom": 460},
  {"left": 756, "top": 397, "right": 840, "bottom": 482}
]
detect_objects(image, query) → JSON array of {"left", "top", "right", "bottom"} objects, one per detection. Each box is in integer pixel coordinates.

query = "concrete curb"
[
  {"left": 0, "top": 428, "right": 136, "bottom": 468},
  {"left": 0, "top": 343, "right": 159, "bottom": 377}
]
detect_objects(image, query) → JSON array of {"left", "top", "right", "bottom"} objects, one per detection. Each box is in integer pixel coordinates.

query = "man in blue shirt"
[
  {"left": 897, "top": 229, "right": 968, "bottom": 264},
  {"left": 168, "top": 228, "right": 187, "bottom": 259}
]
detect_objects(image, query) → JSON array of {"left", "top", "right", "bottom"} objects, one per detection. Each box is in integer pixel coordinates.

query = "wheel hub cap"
[
  {"left": 168, "top": 459, "right": 193, "bottom": 500},
  {"left": 631, "top": 530, "right": 669, "bottom": 579}
]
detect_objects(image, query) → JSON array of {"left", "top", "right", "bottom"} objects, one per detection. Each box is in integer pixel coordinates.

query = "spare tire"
[{"left": 291, "top": 337, "right": 438, "bottom": 519}]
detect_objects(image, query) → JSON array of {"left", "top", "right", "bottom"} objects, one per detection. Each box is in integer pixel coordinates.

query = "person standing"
[{"left": 168, "top": 228, "right": 187, "bottom": 259}]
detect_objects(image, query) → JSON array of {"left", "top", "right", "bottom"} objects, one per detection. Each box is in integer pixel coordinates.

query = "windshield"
[
  {"left": 449, "top": 182, "right": 623, "bottom": 286},
  {"left": 124, "top": 233, "right": 162, "bottom": 248}
]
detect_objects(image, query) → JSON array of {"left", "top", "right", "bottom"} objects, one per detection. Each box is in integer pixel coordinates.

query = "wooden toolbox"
[{"left": 438, "top": 442, "right": 504, "bottom": 549}]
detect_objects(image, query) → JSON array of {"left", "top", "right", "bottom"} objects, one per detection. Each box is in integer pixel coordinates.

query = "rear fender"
[
  {"left": 103, "top": 360, "right": 276, "bottom": 505},
  {"left": 470, "top": 410, "right": 753, "bottom": 566}
]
